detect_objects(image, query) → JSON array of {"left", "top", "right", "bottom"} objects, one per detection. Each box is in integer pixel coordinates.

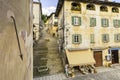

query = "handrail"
[{"left": 11, "top": 16, "right": 23, "bottom": 61}]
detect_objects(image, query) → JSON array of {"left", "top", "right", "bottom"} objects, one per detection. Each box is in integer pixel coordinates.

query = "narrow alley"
[{"left": 33, "top": 27, "right": 63, "bottom": 78}]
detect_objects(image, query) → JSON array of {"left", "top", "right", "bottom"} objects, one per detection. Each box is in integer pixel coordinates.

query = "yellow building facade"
[
  {"left": 33, "top": 2, "right": 42, "bottom": 41},
  {"left": 47, "top": 13, "right": 58, "bottom": 37},
  {"left": 56, "top": 0, "right": 120, "bottom": 68}
]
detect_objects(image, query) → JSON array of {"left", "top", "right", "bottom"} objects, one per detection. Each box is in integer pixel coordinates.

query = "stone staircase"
[{"left": 33, "top": 44, "right": 49, "bottom": 78}]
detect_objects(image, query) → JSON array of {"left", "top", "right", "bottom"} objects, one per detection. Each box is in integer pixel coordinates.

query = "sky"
[{"left": 34, "top": 0, "right": 120, "bottom": 16}]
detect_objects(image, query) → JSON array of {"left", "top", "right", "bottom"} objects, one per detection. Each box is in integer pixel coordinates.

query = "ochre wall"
[{"left": 0, "top": 0, "right": 33, "bottom": 80}]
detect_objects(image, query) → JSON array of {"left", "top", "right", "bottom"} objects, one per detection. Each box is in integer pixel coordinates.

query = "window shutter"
[
  {"left": 79, "top": 17, "right": 81, "bottom": 26},
  {"left": 107, "top": 19, "right": 109, "bottom": 27},
  {"left": 101, "top": 19, "right": 104, "bottom": 27},
  {"left": 102, "top": 34, "right": 109, "bottom": 43},
  {"left": 72, "top": 34, "right": 75, "bottom": 44},
  {"left": 106, "top": 34, "right": 109, "bottom": 42},
  {"left": 90, "top": 34, "right": 95, "bottom": 43},
  {"left": 102, "top": 34, "right": 104, "bottom": 42},
  {"left": 102, "top": 19, "right": 109, "bottom": 27},
  {"left": 118, "top": 20, "right": 120, "bottom": 27},
  {"left": 94, "top": 18, "right": 96, "bottom": 26},
  {"left": 79, "top": 34, "right": 82, "bottom": 43},
  {"left": 118, "top": 34, "right": 120, "bottom": 42},
  {"left": 113, "top": 20, "right": 116, "bottom": 27},
  {"left": 114, "top": 34, "right": 117, "bottom": 42},
  {"left": 90, "top": 18, "right": 96, "bottom": 27},
  {"left": 72, "top": 16, "right": 74, "bottom": 25}
]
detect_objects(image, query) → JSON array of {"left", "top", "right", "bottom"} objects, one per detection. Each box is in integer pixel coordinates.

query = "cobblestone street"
[
  {"left": 33, "top": 27, "right": 63, "bottom": 78},
  {"left": 34, "top": 64, "right": 120, "bottom": 80}
]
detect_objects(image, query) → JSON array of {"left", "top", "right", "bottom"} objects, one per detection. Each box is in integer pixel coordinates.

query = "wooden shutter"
[
  {"left": 113, "top": 20, "right": 116, "bottom": 27},
  {"left": 79, "top": 34, "right": 82, "bottom": 44},
  {"left": 90, "top": 34, "right": 95, "bottom": 43},
  {"left": 90, "top": 18, "right": 96, "bottom": 27},
  {"left": 114, "top": 34, "right": 117, "bottom": 42},
  {"left": 101, "top": 19, "right": 104, "bottom": 27},
  {"left": 90, "top": 18, "right": 93, "bottom": 27},
  {"left": 102, "top": 34, "right": 109, "bottom": 43},
  {"left": 102, "top": 18, "right": 109, "bottom": 27},
  {"left": 72, "top": 16, "right": 74, "bottom": 25},
  {"left": 107, "top": 19, "right": 109, "bottom": 27},
  {"left": 114, "top": 34, "right": 120, "bottom": 42},
  {"left": 106, "top": 34, "right": 109, "bottom": 42},
  {"left": 94, "top": 18, "right": 96, "bottom": 26},
  {"left": 79, "top": 17, "right": 81, "bottom": 26},
  {"left": 72, "top": 34, "right": 75, "bottom": 44},
  {"left": 118, "top": 20, "right": 120, "bottom": 27}
]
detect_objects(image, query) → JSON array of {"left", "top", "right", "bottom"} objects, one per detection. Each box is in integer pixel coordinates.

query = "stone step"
[
  {"left": 34, "top": 50, "right": 48, "bottom": 54},
  {"left": 37, "top": 66, "right": 49, "bottom": 73},
  {"left": 34, "top": 47, "right": 48, "bottom": 51},
  {"left": 33, "top": 67, "right": 49, "bottom": 78}
]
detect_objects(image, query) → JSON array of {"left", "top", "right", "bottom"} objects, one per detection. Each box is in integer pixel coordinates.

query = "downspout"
[
  {"left": 11, "top": 16, "right": 23, "bottom": 61},
  {"left": 63, "top": 1, "right": 65, "bottom": 48}
]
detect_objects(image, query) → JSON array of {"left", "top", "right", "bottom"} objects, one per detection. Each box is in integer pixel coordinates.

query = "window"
[
  {"left": 71, "top": 2, "right": 81, "bottom": 11},
  {"left": 72, "top": 16, "right": 81, "bottom": 26},
  {"left": 114, "top": 34, "right": 120, "bottom": 42},
  {"left": 72, "top": 34, "right": 82, "bottom": 44},
  {"left": 90, "top": 34, "right": 95, "bottom": 43},
  {"left": 90, "top": 18, "right": 96, "bottom": 27},
  {"left": 86, "top": 4, "right": 95, "bottom": 10},
  {"left": 101, "top": 18, "right": 109, "bottom": 27},
  {"left": 100, "top": 6, "right": 108, "bottom": 12},
  {"left": 102, "top": 34, "right": 109, "bottom": 43},
  {"left": 113, "top": 19, "right": 120, "bottom": 28},
  {"left": 112, "top": 7, "right": 119, "bottom": 13}
]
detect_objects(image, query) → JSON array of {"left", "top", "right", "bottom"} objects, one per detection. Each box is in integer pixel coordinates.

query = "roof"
[
  {"left": 55, "top": 0, "right": 120, "bottom": 16},
  {"left": 47, "top": 12, "right": 55, "bottom": 21}
]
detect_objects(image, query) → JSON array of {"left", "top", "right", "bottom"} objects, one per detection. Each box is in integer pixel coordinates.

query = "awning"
[
  {"left": 68, "top": 47, "right": 89, "bottom": 51},
  {"left": 91, "top": 47, "right": 108, "bottom": 50},
  {"left": 66, "top": 49, "right": 95, "bottom": 67}
]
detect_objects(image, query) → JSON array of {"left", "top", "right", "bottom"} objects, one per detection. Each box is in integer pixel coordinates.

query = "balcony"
[
  {"left": 71, "top": 2, "right": 81, "bottom": 11},
  {"left": 71, "top": 6, "right": 81, "bottom": 11}
]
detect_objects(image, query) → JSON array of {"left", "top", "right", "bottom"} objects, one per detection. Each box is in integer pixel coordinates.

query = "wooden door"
[
  {"left": 112, "top": 50, "right": 119, "bottom": 64},
  {"left": 94, "top": 51, "right": 103, "bottom": 67}
]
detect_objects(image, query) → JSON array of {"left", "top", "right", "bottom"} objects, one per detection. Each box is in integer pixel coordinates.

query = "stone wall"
[{"left": 0, "top": 0, "right": 33, "bottom": 80}]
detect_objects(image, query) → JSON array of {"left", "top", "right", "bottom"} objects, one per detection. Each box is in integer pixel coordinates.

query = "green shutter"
[
  {"left": 94, "top": 18, "right": 96, "bottom": 26},
  {"left": 107, "top": 19, "right": 109, "bottom": 27},
  {"left": 72, "top": 34, "right": 75, "bottom": 44},
  {"left": 90, "top": 34, "right": 95, "bottom": 43},
  {"left": 72, "top": 16, "right": 74, "bottom": 25},
  {"left": 90, "top": 18, "right": 96, "bottom": 27},
  {"left": 114, "top": 34, "right": 117, "bottom": 42},
  {"left": 102, "top": 34, "right": 109, "bottom": 43},
  {"left": 79, "top": 34, "right": 82, "bottom": 43},
  {"left": 118, "top": 20, "right": 120, "bottom": 27},
  {"left": 113, "top": 20, "right": 116, "bottom": 27},
  {"left": 90, "top": 18, "right": 92, "bottom": 27},
  {"left": 118, "top": 34, "right": 120, "bottom": 42},
  {"left": 102, "top": 19, "right": 109, "bottom": 27},
  {"left": 79, "top": 17, "right": 81, "bottom": 26},
  {"left": 114, "top": 34, "right": 120, "bottom": 42},
  {"left": 101, "top": 19, "right": 104, "bottom": 27},
  {"left": 106, "top": 34, "right": 109, "bottom": 42},
  {"left": 102, "top": 34, "right": 104, "bottom": 42}
]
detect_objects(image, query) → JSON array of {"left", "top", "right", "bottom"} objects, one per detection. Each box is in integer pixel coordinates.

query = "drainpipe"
[
  {"left": 63, "top": 1, "right": 65, "bottom": 49},
  {"left": 11, "top": 16, "right": 23, "bottom": 61}
]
